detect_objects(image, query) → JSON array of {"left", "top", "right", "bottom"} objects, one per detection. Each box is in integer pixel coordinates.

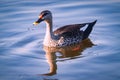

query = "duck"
[{"left": 33, "top": 10, "right": 97, "bottom": 47}]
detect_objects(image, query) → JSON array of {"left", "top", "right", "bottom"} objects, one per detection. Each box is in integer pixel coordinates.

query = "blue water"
[{"left": 0, "top": 0, "right": 120, "bottom": 80}]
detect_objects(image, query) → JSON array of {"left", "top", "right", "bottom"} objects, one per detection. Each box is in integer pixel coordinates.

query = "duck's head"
[{"left": 33, "top": 10, "right": 52, "bottom": 25}]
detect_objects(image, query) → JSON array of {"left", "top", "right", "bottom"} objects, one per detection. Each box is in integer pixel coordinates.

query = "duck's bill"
[{"left": 33, "top": 18, "right": 43, "bottom": 25}]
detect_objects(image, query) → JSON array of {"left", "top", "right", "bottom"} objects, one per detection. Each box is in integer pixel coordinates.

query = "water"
[{"left": 0, "top": 0, "right": 120, "bottom": 80}]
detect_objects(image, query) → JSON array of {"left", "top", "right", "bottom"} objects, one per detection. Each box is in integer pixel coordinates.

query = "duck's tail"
[{"left": 82, "top": 20, "right": 97, "bottom": 40}]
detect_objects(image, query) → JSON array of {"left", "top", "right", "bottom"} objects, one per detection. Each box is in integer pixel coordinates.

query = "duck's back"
[
  {"left": 53, "top": 24, "right": 86, "bottom": 38},
  {"left": 53, "top": 24, "right": 87, "bottom": 47},
  {"left": 53, "top": 20, "right": 97, "bottom": 47}
]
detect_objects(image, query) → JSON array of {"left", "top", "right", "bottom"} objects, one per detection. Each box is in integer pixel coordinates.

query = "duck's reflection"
[{"left": 42, "top": 39, "right": 94, "bottom": 76}]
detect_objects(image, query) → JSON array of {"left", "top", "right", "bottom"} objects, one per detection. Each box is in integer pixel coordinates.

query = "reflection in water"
[{"left": 42, "top": 38, "right": 94, "bottom": 76}]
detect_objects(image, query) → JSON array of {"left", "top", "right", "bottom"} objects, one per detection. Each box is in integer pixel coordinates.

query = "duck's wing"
[{"left": 54, "top": 23, "right": 86, "bottom": 36}]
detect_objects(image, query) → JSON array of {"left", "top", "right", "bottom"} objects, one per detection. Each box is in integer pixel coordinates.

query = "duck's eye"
[{"left": 43, "top": 13, "right": 48, "bottom": 17}]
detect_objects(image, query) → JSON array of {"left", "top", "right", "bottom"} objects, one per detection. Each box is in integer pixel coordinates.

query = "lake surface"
[{"left": 0, "top": 0, "right": 120, "bottom": 80}]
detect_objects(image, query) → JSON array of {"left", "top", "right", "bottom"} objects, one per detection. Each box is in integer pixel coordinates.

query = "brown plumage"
[{"left": 54, "top": 24, "right": 86, "bottom": 35}]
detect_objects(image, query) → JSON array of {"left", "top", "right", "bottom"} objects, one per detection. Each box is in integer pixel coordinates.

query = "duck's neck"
[{"left": 44, "top": 20, "right": 54, "bottom": 42}]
